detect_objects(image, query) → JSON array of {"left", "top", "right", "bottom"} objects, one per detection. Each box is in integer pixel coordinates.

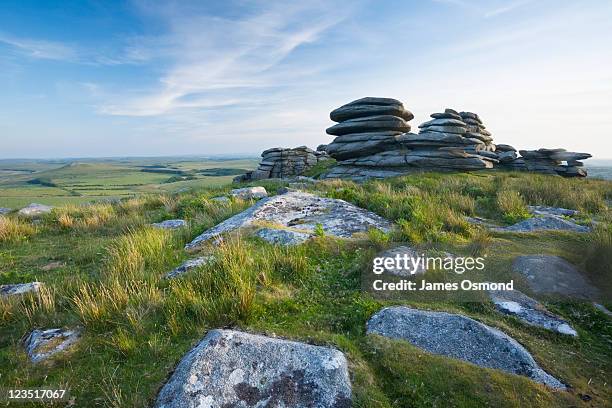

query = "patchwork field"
[{"left": 0, "top": 157, "right": 258, "bottom": 208}]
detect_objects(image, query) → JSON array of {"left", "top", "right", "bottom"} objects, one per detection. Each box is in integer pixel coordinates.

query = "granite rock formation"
[
  {"left": 519, "top": 148, "right": 591, "bottom": 177},
  {"left": 235, "top": 146, "right": 330, "bottom": 182}
]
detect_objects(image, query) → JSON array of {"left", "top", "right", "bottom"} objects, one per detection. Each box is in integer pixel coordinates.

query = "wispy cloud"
[
  {"left": 99, "top": 1, "right": 354, "bottom": 116},
  {"left": 0, "top": 34, "right": 77, "bottom": 61},
  {"left": 484, "top": 0, "right": 533, "bottom": 18}
]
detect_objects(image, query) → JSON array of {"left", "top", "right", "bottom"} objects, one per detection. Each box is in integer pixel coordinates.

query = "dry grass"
[
  {"left": 496, "top": 190, "right": 530, "bottom": 223},
  {"left": 0, "top": 215, "right": 36, "bottom": 243}
]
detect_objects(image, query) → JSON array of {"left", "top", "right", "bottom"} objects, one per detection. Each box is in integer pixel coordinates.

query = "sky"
[{"left": 1, "top": 0, "right": 611, "bottom": 159}]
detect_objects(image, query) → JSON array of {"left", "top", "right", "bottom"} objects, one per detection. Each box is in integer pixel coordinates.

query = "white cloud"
[{"left": 0, "top": 34, "right": 77, "bottom": 61}]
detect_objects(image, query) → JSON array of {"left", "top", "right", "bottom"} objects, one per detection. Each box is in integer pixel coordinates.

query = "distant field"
[{"left": 0, "top": 157, "right": 258, "bottom": 208}]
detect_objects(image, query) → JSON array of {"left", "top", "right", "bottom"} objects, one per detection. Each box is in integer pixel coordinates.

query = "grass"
[
  {"left": 0, "top": 170, "right": 611, "bottom": 407},
  {"left": 0, "top": 216, "right": 36, "bottom": 243}
]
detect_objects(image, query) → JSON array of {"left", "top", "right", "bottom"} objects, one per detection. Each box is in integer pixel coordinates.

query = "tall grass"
[
  {"left": 496, "top": 190, "right": 530, "bottom": 223},
  {"left": 0, "top": 215, "right": 35, "bottom": 243}
]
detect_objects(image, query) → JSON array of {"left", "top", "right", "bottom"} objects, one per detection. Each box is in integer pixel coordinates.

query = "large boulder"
[
  {"left": 230, "top": 187, "right": 268, "bottom": 200},
  {"left": 512, "top": 255, "right": 600, "bottom": 299},
  {"left": 255, "top": 227, "right": 313, "bottom": 246},
  {"left": 154, "top": 330, "right": 351, "bottom": 408},
  {"left": 185, "top": 191, "right": 392, "bottom": 249},
  {"left": 367, "top": 307, "right": 565, "bottom": 389},
  {"left": 330, "top": 101, "right": 413, "bottom": 122},
  {"left": 326, "top": 115, "right": 411, "bottom": 136}
]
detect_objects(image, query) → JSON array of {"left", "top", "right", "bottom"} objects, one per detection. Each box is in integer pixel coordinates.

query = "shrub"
[{"left": 496, "top": 190, "right": 530, "bottom": 223}]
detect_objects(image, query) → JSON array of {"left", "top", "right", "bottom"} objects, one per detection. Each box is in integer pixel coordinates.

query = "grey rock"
[
  {"left": 331, "top": 131, "right": 403, "bottom": 143},
  {"left": 326, "top": 137, "right": 400, "bottom": 160},
  {"left": 154, "top": 329, "right": 351, "bottom": 408},
  {"left": 344, "top": 96, "right": 402, "bottom": 106},
  {"left": 165, "top": 256, "right": 215, "bottom": 279},
  {"left": 230, "top": 187, "right": 268, "bottom": 200},
  {"left": 326, "top": 115, "right": 411, "bottom": 136},
  {"left": 186, "top": 191, "right": 392, "bottom": 249},
  {"left": 512, "top": 255, "right": 600, "bottom": 299},
  {"left": 211, "top": 196, "right": 231, "bottom": 203},
  {"left": 494, "top": 215, "right": 589, "bottom": 233},
  {"left": 0, "top": 282, "right": 43, "bottom": 298},
  {"left": 417, "top": 125, "right": 466, "bottom": 134},
  {"left": 488, "top": 289, "right": 577, "bottom": 336},
  {"left": 418, "top": 118, "right": 466, "bottom": 128},
  {"left": 18, "top": 203, "right": 53, "bottom": 217},
  {"left": 375, "top": 246, "right": 427, "bottom": 276},
  {"left": 431, "top": 112, "right": 462, "bottom": 120},
  {"left": 496, "top": 144, "right": 517, "bottom": 152},
  {"left": 367, "top": 306, "right": 565, "bottom": 389},
  {"left": 593, "top": 303, "right": 612, "bottom": 317},
  {"left": 548, "top": 151, "right": 592, "bottom": 161},
  {"left": 330, "top": 103, "right": 414, "bottom": 122},
  {"left": 152, "top": 219, "right": 187, "bottom": 229},
  {"left": 465, "top": 216, "right": 500, "bottom": 228},
  {"left": 527, "top": 206, "right": 578, "bottom": 217},
  {"left": 0, "top": 207, "right": 12, "bottom": 215},
  {"left": 398, "top": 132, "right": 481, "bottom": 147},
  {"left": 255, "top": 228, "right": 312, "bottom": 246},
  {"left": 24, "top": 328, "right": 81, "bottom": 363}
]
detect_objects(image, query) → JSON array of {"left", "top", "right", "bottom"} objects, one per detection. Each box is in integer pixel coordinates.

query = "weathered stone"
[
  {"left": 344, "top": 96, "right": 402, "bottom": 106},
  {"left": 0, "top": 282, "right": 43, "bottom": 298},
  {"left": 0, "top": 208, "right": 11, "bottom": 215},
  {"left": 418, "top": 118, "right": 466, "bottom": 128},
  {"left": 18, "top": 203, "right": 53, "bottom": 217},
  {"left": 494, "top": 215, "right": 589, "bottom": 233},
  {"left": 255, "top": 227, "right": 312, "bottom": 246},
  {"left": 211, "top": 196, "right": 230, "bottom": 203},
  {"left": 375, "top": 246, "right": 427, "bottom": 276},
  {"left": 527, "top": 206, "right": 578, "bottom": 217},
  {"left": 326, "top": 137, "right": 400, "bottom": 160},
  {"left": 431, "top": 111, "right": 462, "bottom": 120},
  {"left": 512, "top": 255, "right": 599, "bottom": 299},
  {"left": 496, "top": 144, "right": 517, "bottom": 152},
  {"left": 24, "top": 328, "right": 81, "bottom": 363},
  {"left": 326, "top": 115, "right": 411, "bottom": 136},
  {"left": 330, "top": 103, "right": 413, "bottom": 122},
  {"left": 185, "top": 191, "right": 392, "bottom": 249},
  {"left": 152, "top": 219, "right": 187, "bottom": 229},
  {"left": 367, "top": 307, "right": 565, "bottom": 389},
  {"left": 398, "top": 132, "right": 481, "bottom": 147},
  {"left": 488, "top": 289, "right": 577, "bottom": 336},
  {"left": 230, "top": 187, "right": 268, "bottom": 200},
  {"left": 165, "top": 256, "right": 215, "bottom": 279},
  {"left": 417, "top": 125, "right": 466, "bottom": 134},
  {"left": 331, "top": 131, "right": 403, "bottom": 143},
  {"left": 154, "top": 329, "right": 351, "bottom": 408}
]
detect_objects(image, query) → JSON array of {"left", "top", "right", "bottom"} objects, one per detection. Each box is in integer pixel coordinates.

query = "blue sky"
[{"left": 1, "top": 0, "right": 611, "bottom": 159}]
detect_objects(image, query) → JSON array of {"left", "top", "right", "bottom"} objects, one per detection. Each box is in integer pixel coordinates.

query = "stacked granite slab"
[
  {"left": 235, "top": 146, "right": 327, "bottom": 182},
  {"left": 323, "top": 105, "right": 497, "bottom": 180},
  {"left": 519, "top": 148, "right": 591, "bottom": 177},
  {"left": 458, "top": 111, "right": 496, "bottom": 154},
  {"left": 495, "top": 144, "right": 526, "bottom": 170}
]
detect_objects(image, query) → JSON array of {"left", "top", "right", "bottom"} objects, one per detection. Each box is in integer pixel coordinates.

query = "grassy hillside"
[
  {"left": 0, "top": 171, "right": 611, "bottom": 407},
  {"left": 0, "top": 158, "right": 258, "bottom": 208}
]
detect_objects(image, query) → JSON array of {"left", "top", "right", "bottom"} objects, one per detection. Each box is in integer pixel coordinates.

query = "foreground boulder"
[
  {"left": 512, "top": 255, "right": 600, "bottom": 299},
  {"left": 154, "top": 329, "right": 351, "bottom": 408},
  {"left": 18, "top": 203, "right": 53, "bottom": 217},
  {"left": 367, "top": 307, "right": 565, "bottom": 389},
  {"left": 1, "top": 282, "right": 43, "bottom": 298},
  {"left": 185, "top": 191, "right": 392, "bottom": 249},
  {"left": 488, "top": 289, "right": 577, "bottom": 336},
  {"left": 255, "top": 227, "right": 313, "bottom": 246},
  {"left": 230, "top": 186, "right": 268, "bottom": 200},
  {"left": 24, "top": 328, "right": 81, "bottom": 363}
]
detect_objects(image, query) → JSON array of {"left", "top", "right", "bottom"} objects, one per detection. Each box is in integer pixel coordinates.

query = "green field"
[{"left": 0, "top": 157, "right": 258, "bottom": 208}]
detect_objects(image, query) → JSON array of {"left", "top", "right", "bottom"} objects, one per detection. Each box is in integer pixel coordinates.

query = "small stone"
[
  {"left": 0, "top": 282, "right": 43, "bottom": 298},
  {"left": 24, "top": 328, "right": 81, "bottom": 363},
  {"left": 165, "top": 256, "right": 215, "bottom": 279},
  {"left": 0, "top": 208, "right": 12, "bottom": 215},
  {"left": 489, "top": 288, "right": 577, "bottom": 336},
  {"left": 211, "top": 196, "right": 230, "bottom": 202},
  {"left": 18, "top": 203, "right": 53, "bottom": 217},
  {"left": 152, "top": 219, "right": 187, "bottom": 229},
  {"left": 230, "top": 187, "right": 268, "bottom": 200}
]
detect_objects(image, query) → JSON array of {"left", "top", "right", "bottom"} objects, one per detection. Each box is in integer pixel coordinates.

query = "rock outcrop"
[
  {"left": 230, "top": 186, "right": 268, "bottom": 200},
  {"left": 235, "top": 146, "right": 330, "bottom": 182},
  {"left": 488, "top": 288, "right": 577, "bottom": 336},
  {"left": 323, "top": 104, "right": 497, "bottom": 180},
  {"left": 519, "top": 148, "right": 591, "bottom": 177},
  {"left": 255, "top": 227, "right": 313, "bottom": 246},
  {"left": 185, "top": 191, "right": 392, "bottom": 249},
  {"left": 154, "top": 329, "right": 351, "bottom": 408},
  {"left": 512, "top": 255, "right": 600, "bottom": 299},
  {"left": 367, "top": 306, "right": 565, "bottom": 389},
  {"left": 494, "top": 215, "right": 590, "bottom": 233},
  {"left": 24, "top": 328, "right": 81, "bottom": 363}
]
